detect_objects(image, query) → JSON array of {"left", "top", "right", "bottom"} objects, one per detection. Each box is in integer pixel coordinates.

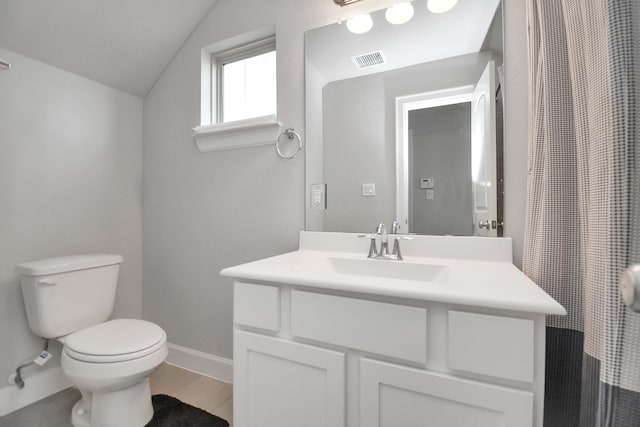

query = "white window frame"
[
  {"left": 193, "top": 30, "right": 282, "bottom": 153},
  {"left": 213, "top": 36, "right": 276, "bottom": 124}
]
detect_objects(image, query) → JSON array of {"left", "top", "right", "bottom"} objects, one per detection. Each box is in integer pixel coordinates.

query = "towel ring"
[{"left": 276, "top": 128, "right": 302, "bottom": 159}]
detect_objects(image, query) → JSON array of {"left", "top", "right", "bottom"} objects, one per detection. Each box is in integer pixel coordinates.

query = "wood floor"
[{"left": 0, "top": 363, "right": 233, "bottom": 427}]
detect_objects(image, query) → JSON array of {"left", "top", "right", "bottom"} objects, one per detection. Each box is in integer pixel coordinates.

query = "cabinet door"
[
  {"left": 360, "top": 358, "right": 533, "bottom": 427},
  {"left": 234, "top": 330, "right": 345, "bottom": 427}
]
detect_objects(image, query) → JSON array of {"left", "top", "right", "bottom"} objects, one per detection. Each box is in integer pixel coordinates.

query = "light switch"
[
  {"left": 311, "top": 184, "right": 326, "bottom": 209},
  {"left": 426, "top": 189, "right": 435, "bottom": 200},
  {"left": 362, "top": 183, "right": 376, "bottom": 197}
]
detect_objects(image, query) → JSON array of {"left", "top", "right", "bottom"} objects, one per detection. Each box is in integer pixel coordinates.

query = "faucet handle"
[
  {"left": 391, "top": 235, "right": 414, "bottom": 260},
  {"left": 358, "top": 234, "right": 379, "bottom": 258},
  {"left": 395, "top": 235, "right": 414, "bottom": 241},
  {"left": 391, "top": 220, "right": 400, "bottom": 234}
]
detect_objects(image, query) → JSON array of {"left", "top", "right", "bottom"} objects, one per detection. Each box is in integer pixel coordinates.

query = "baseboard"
[
  {"left": 166, "top": 343, "right": 233, "bottom": 384},
  {"left": 0, "top": 345, "right": 232, "bottom": 417},
  {"left": 0, "top": 366, "right": 72, "bottom": 417}
]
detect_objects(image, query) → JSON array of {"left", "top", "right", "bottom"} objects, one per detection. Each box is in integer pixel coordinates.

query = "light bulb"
[
  {"left": 385, "top": 2, "right": 414, "bottom": 25},
  {"left": 427, "top": 0, "right": 458, "bottom": 14},
  {"left": 346, "top": 13, "right": 373, "bottom": 34}
]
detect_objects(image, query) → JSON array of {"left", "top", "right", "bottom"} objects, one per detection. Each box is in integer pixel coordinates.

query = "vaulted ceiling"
[{"left": 0, "top": 0, "right": 217, "bottom": 97}]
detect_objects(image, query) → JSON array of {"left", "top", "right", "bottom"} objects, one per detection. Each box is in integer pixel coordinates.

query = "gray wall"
[
  {"left": 142, "top": 0, "right": 329, "bottom": 360},
  {"left": 305, "top": 62, "right": 327, "bottom": 231},
  {"left": 502, "top": 0, "right": 528, "bottom": 268},
  {"left": 322, "top": 73, "right": 389, "bottom": 233},
  {"left": 0, "top": 48, "right": 143, "bottom": 382},
  {"left": 409, "top": 103, "right": 473, "bottom": 235},
  {"left": 142, "top": 0, "right": 530, "bottom": 361}
]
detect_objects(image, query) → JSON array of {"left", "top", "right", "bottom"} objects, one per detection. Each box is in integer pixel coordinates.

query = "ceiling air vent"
[{"left": 351, "top": 50, "right": 386, "bottom": 70}]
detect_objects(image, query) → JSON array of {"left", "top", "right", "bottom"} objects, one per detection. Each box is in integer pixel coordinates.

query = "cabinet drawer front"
[
  {"left": 361, "top": 358, "right": 533, "bottom": 427},
  {"left": 234, "top": 282, "right": 280, "bottom": 331},
  {"left": 448, "top": 311, "right": 534, "bottom": 382},
  {"left": 291, "top": 291, "right": 427, "bottom": 364}
]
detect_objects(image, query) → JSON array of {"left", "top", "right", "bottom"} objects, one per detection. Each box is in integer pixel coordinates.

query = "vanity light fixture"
[
  {"left": 337, "top": 0, "right": 415, "bottom": 34},
  {"left": 385, "top": 2, "right": 414, "bottom": 25},
  {"left": 427, "top": 0, "right": 458, "bottom": 14},
  {"left": 346, "top": 13, "right": 374, "bottom": 34}
]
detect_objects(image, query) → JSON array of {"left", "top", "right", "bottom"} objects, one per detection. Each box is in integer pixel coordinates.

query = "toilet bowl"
[
  {"left": 61, "top": 319, "right": 168, "bottom": 427},
  {"left": 16, "top": 255, "right": 168, "bottom": 427}
]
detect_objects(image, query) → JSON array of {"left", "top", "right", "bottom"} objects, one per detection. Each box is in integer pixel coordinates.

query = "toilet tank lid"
[{"left": 16, "top": 254, "right": 123, "bottom": 276}]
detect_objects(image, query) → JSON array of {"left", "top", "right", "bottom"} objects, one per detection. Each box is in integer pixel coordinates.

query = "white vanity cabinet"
[
  {"left": 232, "top": 282, "right": 544, "bottom": 427},
  {"left": 222, "top": 232, "right": 566, "bottom": 427}
]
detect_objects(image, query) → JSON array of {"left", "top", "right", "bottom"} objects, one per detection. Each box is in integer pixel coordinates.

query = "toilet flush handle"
[{"left": 37, "top": 278, "right": 57, "bottom": 286}]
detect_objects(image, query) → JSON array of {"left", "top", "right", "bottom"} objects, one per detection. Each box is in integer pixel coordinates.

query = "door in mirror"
[{"left": 472, "top": 61, "right": 498, "bottom": 237}]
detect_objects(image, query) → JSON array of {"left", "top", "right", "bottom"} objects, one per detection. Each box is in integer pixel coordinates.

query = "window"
[
  {"left": 194, "top": 32, "right": 281, "bottom": 152},
  {"left": 213, "top": 37, "right": 276, "bottom": 124}
]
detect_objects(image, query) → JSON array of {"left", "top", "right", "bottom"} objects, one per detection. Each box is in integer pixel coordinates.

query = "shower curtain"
[{"left": 523, "top": 0, "right": 640, "bottom": 426}]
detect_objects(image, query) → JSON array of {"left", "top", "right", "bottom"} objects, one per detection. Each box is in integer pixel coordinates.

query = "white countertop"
[{"left": 221, "top": 232, "right": 566, "bottom": 316}]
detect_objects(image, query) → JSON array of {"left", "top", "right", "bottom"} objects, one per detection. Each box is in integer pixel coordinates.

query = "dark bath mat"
[{"left": 146, "top": 394, "right": 229, "bottom": 427}]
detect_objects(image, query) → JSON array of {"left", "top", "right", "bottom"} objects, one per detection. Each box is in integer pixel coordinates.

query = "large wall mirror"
[{"left": 305, "top": 0, "right": 504, "bottom": 237}]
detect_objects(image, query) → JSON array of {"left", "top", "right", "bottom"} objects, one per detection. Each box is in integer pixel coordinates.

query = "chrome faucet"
[
  {"left": 359, "top": 222, "right": 413, "bottom": 260},
  {"left": 376, "top": 223, "right": 389, "bottom": 257}
]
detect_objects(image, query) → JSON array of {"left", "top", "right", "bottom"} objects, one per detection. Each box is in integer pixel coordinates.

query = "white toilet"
[{"left": 16, "top": 254, "right": 168, "bottom": 427}]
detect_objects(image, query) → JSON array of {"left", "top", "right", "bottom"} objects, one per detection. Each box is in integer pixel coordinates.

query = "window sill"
[{"left": 192, "top": 115, "right": 283, "bottom": 152}]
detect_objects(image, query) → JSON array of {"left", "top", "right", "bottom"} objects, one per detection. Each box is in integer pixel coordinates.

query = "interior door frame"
[{"left": 395, "top": 85, "right": 474, "bottom": 234}]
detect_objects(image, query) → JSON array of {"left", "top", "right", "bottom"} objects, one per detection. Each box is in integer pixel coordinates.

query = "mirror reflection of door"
[
  {"left": 397, "top": 60, "right": 499, "bottom": 236},
  {"left": 408, "top": 103, "right": 473, "bottom": 235},
  {"left": 471, "top": 60, "right": 498, "bottom": 237},
  {"left": 395, "top": 87, "right": 474, "bottom": 235}
]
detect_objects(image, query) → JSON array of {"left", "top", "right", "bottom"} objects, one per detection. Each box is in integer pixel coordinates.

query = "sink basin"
[{"left": 328, "top": 257, "right": 449, "bottom": 283}]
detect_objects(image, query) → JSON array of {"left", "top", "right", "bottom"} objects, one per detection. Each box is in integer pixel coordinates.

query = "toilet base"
[{"left": 71, "top": 379, "right": 154, "bottom": 427}]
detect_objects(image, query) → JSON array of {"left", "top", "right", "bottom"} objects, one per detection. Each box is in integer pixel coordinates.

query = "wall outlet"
[
  {"left": 311, "top": 184, "right": 327, "bottom": 209},
  {"left": 426, "top": 189, "right": 435, "bottom": 200}
]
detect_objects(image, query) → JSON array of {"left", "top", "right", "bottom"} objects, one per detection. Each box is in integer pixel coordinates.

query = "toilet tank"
[{"left": 16, "top": 254, "right": 123, "bottom": 339}]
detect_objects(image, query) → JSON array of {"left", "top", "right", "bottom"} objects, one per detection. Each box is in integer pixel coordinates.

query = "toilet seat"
[{"left": 64, "top": 319, "right": 166, "bottom": 363}]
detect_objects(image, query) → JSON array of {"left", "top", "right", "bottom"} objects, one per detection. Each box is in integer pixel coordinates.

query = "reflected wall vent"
[{"left": 351, "top": 50, "right": 386, "bottom": 69}]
